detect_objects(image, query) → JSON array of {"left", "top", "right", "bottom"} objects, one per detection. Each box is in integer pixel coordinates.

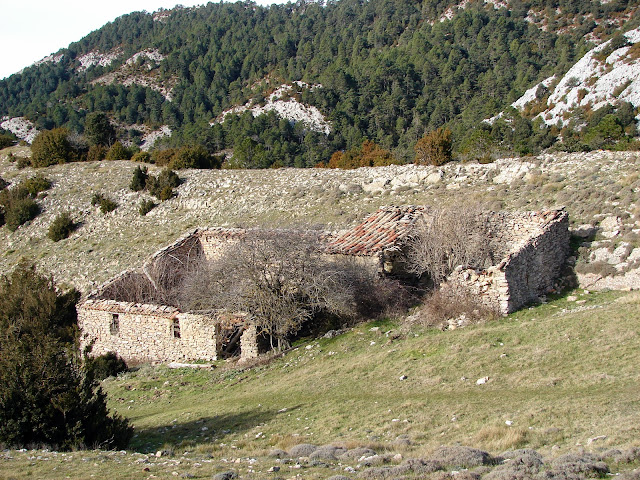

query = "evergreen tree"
[{"left": 0, "top": 264, "right": 133, "bottom": 450}]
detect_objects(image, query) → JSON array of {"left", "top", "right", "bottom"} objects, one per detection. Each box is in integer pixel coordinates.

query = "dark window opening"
[
  {"left": 172, "top": 318, "right": 181, "bottom": 338},
  {"left": 110, "top": 314, "right": 120, "bottom": 335}
]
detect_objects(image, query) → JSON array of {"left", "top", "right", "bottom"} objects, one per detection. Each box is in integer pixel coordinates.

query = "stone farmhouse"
[{"left": 77, "top": 206, "right": 569, "bottom": 364}]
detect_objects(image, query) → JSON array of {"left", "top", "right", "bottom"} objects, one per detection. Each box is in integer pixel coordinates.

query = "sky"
[{"left": 0, "top": 1, "right": 282, "bottom": 80}]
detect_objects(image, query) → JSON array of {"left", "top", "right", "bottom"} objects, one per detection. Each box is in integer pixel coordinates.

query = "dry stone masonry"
[
  {"left": 446, "top": 209, "right": 570, "bottom": 314},
  {"left": 77, "top": 205, "right": 569, "bottom": 363}
]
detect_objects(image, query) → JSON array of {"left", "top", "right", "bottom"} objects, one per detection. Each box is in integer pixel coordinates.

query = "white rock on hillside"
[
  {"left": 217, "top": 83, "right": 331, "bottom": 135},
  {"left": 78, "top": 49, "right": 123, "bottom": 71},
  {"left": 140, "top": 126, "right": 172, "bottom": 151},
  {"left": 91, "top": 49, "right": 175, "bottom": 101},
  {"left": 0, "top": 117, "right": 39, "bottom": 144},
  {"left": 34, "top": 53, "right": 64, "bottom": 68},
  {"left": 507, "top": 26, "right": 640, "bottom": 127},
  {"left": 126, "top": 49, "right": 165, "bottom": 68}
]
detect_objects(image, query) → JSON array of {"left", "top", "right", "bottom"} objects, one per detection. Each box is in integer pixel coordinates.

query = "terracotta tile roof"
[{"left": 325, "top": 206, "right": 426, "bottom": 256}]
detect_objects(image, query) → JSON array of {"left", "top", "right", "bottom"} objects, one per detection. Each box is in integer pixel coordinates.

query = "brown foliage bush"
[{"left": 414, "top": 127, "right": 453, "bottom": 166}]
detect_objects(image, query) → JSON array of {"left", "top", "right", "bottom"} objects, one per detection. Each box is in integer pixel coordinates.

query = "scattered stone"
[
  {"left": 323, "top": 330, "right": 342, "bottom": 339},
  {"left": 587, "top": 435, "right": 607, "bottom": 445},
  {"left": 476, "top": 376, "right": 489, "bottom": 385},
  {"left": 399, "top": 375, "right": 407, "bottom": 380},
  {"left": 267, "top": 466, "right": 280, "bottom": 472},
  {"left": 212, "top": 471, "right": 238, "bottom": 480}
]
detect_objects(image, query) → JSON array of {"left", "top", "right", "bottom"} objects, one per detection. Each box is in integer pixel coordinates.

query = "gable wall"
[{"left": 445, "top": 210, "right": 569, "bottom": 314}]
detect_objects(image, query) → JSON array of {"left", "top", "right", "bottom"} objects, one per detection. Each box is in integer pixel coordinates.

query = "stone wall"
[
  {"left": 199, "top": 228, "right": 246, "bottom": 261},
  {"left": 446, "top": 209, "right": 569, "bottom": 314},
  {"left": 78, "top": 300, "right": 219, "bottom": 362}
]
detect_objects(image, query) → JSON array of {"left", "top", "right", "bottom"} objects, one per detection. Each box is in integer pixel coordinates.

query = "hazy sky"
[{"left": 0, "top": 1, "right": 282, "bottom": 80}]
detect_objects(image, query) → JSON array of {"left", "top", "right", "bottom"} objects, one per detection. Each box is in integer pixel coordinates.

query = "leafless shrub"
[
  {"left": 501, "top": 449, "right": 543, "bottom": 461},
  {"left": 619, "top": 470, "right": 640, "bottom": 480},
  {"left": 357, "top": 465, "right": 409, "bottom": 479},
  {"left": 414, "top": 284, "right": 499, "bottom": 328},
  {"left": 268, "top": 449, "right": 288, "bottom": 458},
  {"left": 310, "top": 445, "right": 346, "bottom": 461},
  {"left": 574, "top": 260, "right": 618, "bottom": 277},
  {"left": 97, "top": 236, "right": 204, "bottom": 306},
  {"left": 401, "top": 458, "right": 442, "bottom": 474},
  {"left": 97, "top": 272, "right": 158, "bottom": 304},
  {"left": 403, "top": 205, "right": 496, "bottom": 286},
  {"left": 610, "top": 447, "right": 640, "bottom": 464},
  {"left": 178, "top": 231, "right": 398, "bottom": 350}
]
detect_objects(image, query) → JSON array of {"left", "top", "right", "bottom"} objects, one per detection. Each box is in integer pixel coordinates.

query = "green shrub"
[
  {"left": 0, "top": 263, "right": 133, "bottom": 450},
  {"left": 105, "top": 141, "right": 131, "bottom": 161},
  {"left": 151, "top": 148, "right": 178, "bottom": 166},
  {"left": 30, "top": 128, "right": 74, "bottom": 167},
  {"left": 0, "top": 177, "right": 48, "bottom": 231},
  {"left": 147, "top": 168, "right": 180, "bottom": 200},
  {"left": 0, "top": 133, "right": 16, "bottom": 149},
  {"left": 169, "top": 145, "right": 222, "bottom": 169},
  {"left": 91, "top": 193, "right": 118, "bottom": 214},
  {"left": 16, "top": 156, "right": 31, "bottom": 169},
  {"left": 130, "top": 166, "right": 148, "bottom": 192},
  {"left": 87, "top": 144, "right": 107, "bottom": 162},
  {"left": 22, "top": 174, "right": 52, "bottom": 196},
  {"left": 0, "top": 177, "right": 7, "bottom": 191},
  {"left": 85, "top": 352, "right": 128, "bottom": 381},
  {"left": 4, "top": 197, "right": 40, "bottom": 231},
  {"left": 48, "top": 212, "right": 76, "bottom": 241},
  {"left": 131, "top": 151, "right": 151, "bottom": 163},
  {"left": 139, "top": 199, "right": 157, "bottom": 216}
]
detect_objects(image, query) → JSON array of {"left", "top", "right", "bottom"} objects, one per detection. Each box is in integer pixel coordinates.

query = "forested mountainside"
[{"left": 1, "top": 0, "right": 639, "bottom": 167}]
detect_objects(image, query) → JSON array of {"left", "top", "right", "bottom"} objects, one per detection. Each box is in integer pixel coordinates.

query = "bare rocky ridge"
[
  {"left": 498, "top": 26, "right": 640, "bottom": 129},
  {"left": 0, "top": 148, "right": 638, "bottom": 294}
]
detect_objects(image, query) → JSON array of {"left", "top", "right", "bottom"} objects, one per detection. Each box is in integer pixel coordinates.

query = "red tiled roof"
[{"left": 325, "top": 206, "right": 426, "bottom": 256}]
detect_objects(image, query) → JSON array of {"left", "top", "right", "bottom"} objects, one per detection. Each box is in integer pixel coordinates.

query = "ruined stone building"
[{"left": 77, "top": 206, "right": 569, "bottom": 364}]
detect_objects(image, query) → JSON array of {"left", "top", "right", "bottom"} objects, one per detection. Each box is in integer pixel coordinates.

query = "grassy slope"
[{"left": 2, "top": 290, "right": 638, "bottom": 479}]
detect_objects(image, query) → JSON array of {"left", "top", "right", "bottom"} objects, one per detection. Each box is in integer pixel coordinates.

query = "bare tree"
[
  {"left": 403, "top": 205, "right": 495, "bottom": 286},
  {"left": 179, "top": 231, "right": 362, "bottom": 350}
]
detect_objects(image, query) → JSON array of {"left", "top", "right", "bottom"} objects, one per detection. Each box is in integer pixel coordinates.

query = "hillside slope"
[
  {"left": 0, "top": 148, "right": 639, "bottom": 294},
  {"left": 1, "top": 289, "right": 639, "bottom": 478}
]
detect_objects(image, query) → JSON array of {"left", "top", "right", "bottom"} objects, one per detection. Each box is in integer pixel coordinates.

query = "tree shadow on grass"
[{"left": 130, "top": 407, "right": 294, "bottom": 452}]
